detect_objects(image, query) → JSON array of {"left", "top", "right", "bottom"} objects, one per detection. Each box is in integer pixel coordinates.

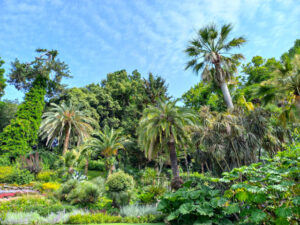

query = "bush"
[
  {"left": 41, "top": 182, "right": 61, "bottom": 193},
  {"left": 67, "top": 181, "right": 101, "bottom": 206},
  {"left": 106, "top": 171, "right": 134, "bottom": 207},
  {"left": 0, "top": 195, "right": 76, "bottom": 219},
  {"left": 120, "top": 204, "right": 160, "bottom": 217},
  {"left": 36, "top": 170, "right": 56, "bottom": 182},
  {"left": 0, "top": 166, "right": 14, "bottom": 183},
  {"left": 88, "top": 160, "right": 105, "bottom": 171},
  {"left": 9, "top": 168, "right": 34, "bottom": 185},
  {"left": 87, "top": 196, "right": 113, "bottom": 211},
  {"left": 67, "top": 213, "right": 162, "bottom": 224},
  {"left": 56, "top": 179, "right": 79, "bottom": 201},
  {"left": 1, "top": 210, "right": 86, "bottom": 225},
  {"left": 139, "top": 185, "right": 166, "bottom": 204},
  {"left": 0, "top": 156, "right": 10, "bottom": 166},
  {"left": 222, "top": 144, "right": 300, "bottom": 225},
  {"left": 158, "top": 184, "right": 239, "bottom": 225}
]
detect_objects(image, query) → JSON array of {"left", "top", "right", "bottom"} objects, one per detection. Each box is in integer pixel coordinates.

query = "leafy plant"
[
  {"left": 139, "top": 185, "right": 166, "bottom": 204},
  {"left": 36, "top": 170, "right": 56, "bottom": 182},
  {"left": 221, "top": 144, "right": 300, "bottom": 224},
  {"left": 120, "top": 204, "right": 160, "bottom": 217},
  {"left": 158, "top": 183, "right": 239, "bottom": 225}
]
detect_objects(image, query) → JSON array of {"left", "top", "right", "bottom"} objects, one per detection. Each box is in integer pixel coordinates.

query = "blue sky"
[{"left": 0, "top": 0, "right": 299, "bottom": 101}]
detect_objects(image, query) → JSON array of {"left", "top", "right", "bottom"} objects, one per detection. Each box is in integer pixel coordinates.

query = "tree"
[
  {"left": 0, "top": 49, "right": 71, "bottom": 158},
  {"left": 185, "top": 23, "right": 246, "bottom": 109},
  {"left": 182, "top": 80, "right": 226, "bottom": 112},
  {"left": 84, "top": 125, "right": 128, "bottom": 175},
  {"left": 39, "top": 102, "right": 95, "bottom": 155},
  {"left": 0, "top": 57, "right": 6, "bottom": 99},
  {"left": 138, "top": 100, "right": 196, "bottom": 189}
]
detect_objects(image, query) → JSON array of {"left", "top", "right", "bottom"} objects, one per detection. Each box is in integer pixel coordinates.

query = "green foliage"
[
  {"left": 106, "top": 171, "right": 134, "bottom": 207},
  {"left": 0, "top": 196, "right": 75, "bottom": 219},
  {"left": 120, "top": 204, "right": 160, "bottom": 217},
  {"left": 158, "top": 184, "right": 238, "bottom": 225},
  {"left": 182, "top": 81, "right": 226, "bottom": 112},
  {"left": 221, "top": 144, "right": 300, "bottom": 224},
  {"left": 0, "top": 57, "right": 6, "bottom": 98},
  {"left": 87, "top": 196, "right": 113, "bottom": 211},
  {"left": 0, "top": 166, "right": 34, "bottom": 184},
  {"left": 66, "top": 181, "right": 101, "bottom": 205},
  {"left": 139, "top": 185, "right": 166, "bottom": 204},
  {"left": 9, "top": 168, "right": 34, "bottom": 185},
  {"left": 0, "top": 77, "right": 46, "bottom": 157},
  {"left": 0, "top": 166, "right": 14, "bottom": 183},
  {"left": 0, "top": 100, "right": 18, "bottom": 132},
  {"left": 88, "top": 159, "right": 105, "bottom": 171},
  {"left": 56, "top": 177, "right": 105, "bottom": 206},
  {"left": 67, "top": 213, "right": 162, "bottom": 224},
  {"left": 36, "top": 170, "right": 56, "bottom": 182}
]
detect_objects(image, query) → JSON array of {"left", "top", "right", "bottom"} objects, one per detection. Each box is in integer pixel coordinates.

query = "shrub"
[
  {"left": 158, "top": 184, "right": 239, "bottom": 225},
  {"left": 0, "top": 195, "right": 76, "bottom": 219},
  {"left": 9, "top": 168, "right": 34, "bottom": 185},
  {"left": 20, "top": 152, "right": 42, "bottom": 175},
  {"left": 36, "top": 170, "right": 56, "bottom": 182},
  {"left": 1, "top": 210, "right": 86, "bottom": 225},
  {"left": 67, "top": 181, "right": 101, "bottom": 206},
  {"left": 41, "top": 182, "right": 61, "bottom": 192},
  {"left": 222, "top": 144, "right": 300, "bottom": 225},
  {"left": 67, "top": 213, "right": 162, "bottom": 224},
  {"left": 0, "top": 156, "right": 10, "bottom": 166},
  {"left": 106, "top": 171, "right": 134, "bottom": 207},
  {"left": 88, "top": 160, "right": 105, "bottom": 171},
  {"left": 91, "top": 176, "right": 105, "bottom": 193},
  {"left": 120, "top": 204, "right": 160, "bottom": 217},
  {"left": 0, "top": 166, "right": 14, "bottom": 183},
  {"left": 139, "top": 185, "right": 166, "bottom": 204},
  {"left": 88, "top": 196, "right": 113, "bottom": 211},
  {"left": 56, "top": 179, "right": 79, "bottom": 201}
]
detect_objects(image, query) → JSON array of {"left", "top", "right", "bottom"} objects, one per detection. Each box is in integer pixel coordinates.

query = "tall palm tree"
[
  {"left": 39, "top": 102, "right": 95, "bottom": 155},
  {"left": 138, "top": 100, "right": 196, "bottom": 189},
  {"left": 185, "top": 23, "right": 246, "bottom": 109},
  {"left": 84, "top": 125, "right": 128, "bottom": 175}
]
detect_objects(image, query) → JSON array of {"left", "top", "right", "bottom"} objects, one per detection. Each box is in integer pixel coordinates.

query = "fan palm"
[
  {"left": 39, "top": 102, "right": 95, "bottom": 155},
  {"left": 84, "top": 125, "right": 128, "bottom": 175},
  {"left": 185, "top": 23, "right": 246, "bottom": 109},
  {"left": 138, "top": 100, "right": 196, "bottom": 189}
]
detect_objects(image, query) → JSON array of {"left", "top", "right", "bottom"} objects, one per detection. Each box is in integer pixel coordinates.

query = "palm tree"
[
  {"left": 138, "top": 100, "right": 196, "bottom": 189},
  {"left": 84, "top": 125, "right": 128, "bottom": 175},
  {"left": 185, "top": 23, "right": 246, "bottom": 109},
  {"left": 39, "top": 102, "right": 95, "bottom": 155}
]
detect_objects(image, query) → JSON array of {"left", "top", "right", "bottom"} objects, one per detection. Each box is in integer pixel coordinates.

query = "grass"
[{"left": 85, "top": 170, "right": 106, "bottom": 180}]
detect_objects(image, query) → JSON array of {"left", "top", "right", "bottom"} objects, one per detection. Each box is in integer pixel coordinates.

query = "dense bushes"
[
  {"left": 36, "top": 170, "right": 56, "bottom": 182},
  {"left": 56, "top": 177, "right": 105, "bottom": 206},
  {"left": 222, "top": 144, "right": 300, "bottom": 225},
  {"left": 105, "top": 171, "right": 134, "bottom": 207},
  {"left": 158, "top": 144, "right": 300, "bottom": 225},
  {"left": 67, "top": 213, "right": 162, "bottom": 224},
  {"left": 0, "top": 196, "right": 76, "bottom": 219},
  {"left": 0, "top": 166, "right": 34, "bottom": 184},
  {"left": 88, "top": 160, "right": 105, "bottom": 171},
  {"left": 158, "top": 184, "right": 238, "bottom": 225}
]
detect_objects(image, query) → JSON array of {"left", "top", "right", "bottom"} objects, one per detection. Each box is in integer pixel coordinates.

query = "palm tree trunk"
[
  {"left": 85, "top": 157, "right": 89, "bottom": 176},
  {"left": 220, "top": 82, "right": 234, "bottom": 109},
  {"left": 168, "top": 135, "right": 182, "bottom": 190},
  {"left": 295, "top": 95, "right": 300, "bottom": 110},
  {"left": 62, "top": 125, "right": 71, "bottom": 156}
]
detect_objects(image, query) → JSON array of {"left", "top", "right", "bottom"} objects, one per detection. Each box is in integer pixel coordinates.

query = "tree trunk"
[
  {"left": 168, "top": 136, "right": 183, "bottom": 190},
  {"left": 85, "top": 157, "right": 89, "bottom": 176},
  {"left": 220, "top": 82, "right": 234, "bottom": 109},
  {"left": 62, "top": 125, "right": 71, "bottom": 156},
  {"left": 295, "top": 95, "right": 300, "bottom": 110}
]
